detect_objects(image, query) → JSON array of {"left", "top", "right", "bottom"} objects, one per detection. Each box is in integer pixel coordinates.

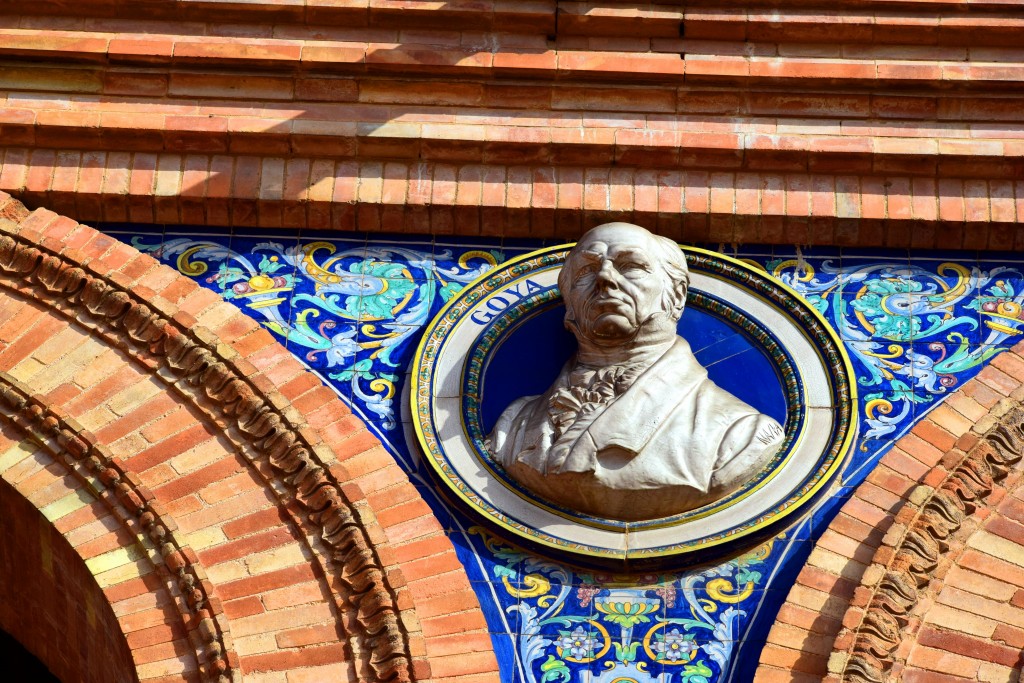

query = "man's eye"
[
  {"left": 574, "top": 275, "right": 595, "bottom": 288},
  {"left": 574, "top": 265, "right": 598, "bottom": 283},
  {"left": 620, "top": 262, "right": 648, "bottom": 275}
]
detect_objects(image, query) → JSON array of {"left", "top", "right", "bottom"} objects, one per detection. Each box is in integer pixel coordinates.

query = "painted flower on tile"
[
  {"left": 556, "top": 626, "right": 596, "bottom": 660},
  {"left": 654, "top": 628, "right": 696, "bottom": 662}
]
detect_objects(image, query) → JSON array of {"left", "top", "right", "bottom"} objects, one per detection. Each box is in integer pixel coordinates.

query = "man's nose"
[{"left": 595, "top": 260, "right": 619, "bottom": 288}]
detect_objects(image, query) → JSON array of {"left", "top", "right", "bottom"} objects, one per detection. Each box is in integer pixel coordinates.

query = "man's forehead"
[
  {"left": 574, "top": 229, "right": 656, "bottom": 256},
  {"left": 576, "top": 244, "right": 646, "bottom": 260}
]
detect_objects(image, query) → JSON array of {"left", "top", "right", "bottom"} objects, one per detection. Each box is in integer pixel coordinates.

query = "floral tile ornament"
[
  {"left": 767, "top": 254, "right": 1019, "bottom": 481},
  {"left": 468, "top": 526, "right": 777, "bottom": 683},
  {"left": 118, "top": 225, "right": 1022, "bottom": 683}
]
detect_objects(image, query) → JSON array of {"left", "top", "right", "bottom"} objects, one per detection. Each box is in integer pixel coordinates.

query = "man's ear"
[{"left": 677, "top": 281, "right": 688, "bottom": 311}]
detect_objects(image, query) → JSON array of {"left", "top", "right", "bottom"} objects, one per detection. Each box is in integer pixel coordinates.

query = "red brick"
[
  {"left": 993, "top": 623, "right": 1024, "bottom": 649},
  {"left": 276, "top": 623, "right": 342, "bottom": 649},
  {"left": 918, "top": 627, "right": 1020, "bottom": 667},
  {"left": 958, "top": 550, "right": 1024, "bottom": 589},
  {"left": 199, "top": 527, "right": 295, "bottom": 566},
  {"left": 243, "top": 643, "right": 347, "bottom": 672},
  {"left": 913, "top": 420, "right": 957, "bottom": 453},
  {"left": 124, "top": 424, "right": 219, "bottom": 472},
  {"left": 224, "top": 595, "right": 264, "bottom": 620},
  {"left": 219, "top": 564, "right": 316, "bottom": 602},
  {"left": 985, "top": 515, "right": 1024, "bottom": 546}
]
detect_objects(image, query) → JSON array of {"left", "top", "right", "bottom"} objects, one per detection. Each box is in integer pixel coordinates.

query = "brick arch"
[
  {"left": 0, "top": 190, "right": 499, "bottom": 682},
  {"left": 899, "top": 487, "right": 1024, "bottom": 682},
  {"left": 755, "top": 348, "right": 1024, "bottom": 683}
]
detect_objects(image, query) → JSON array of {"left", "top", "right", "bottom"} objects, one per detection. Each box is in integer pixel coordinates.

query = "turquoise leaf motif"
[
  {"left": 257, "top": 254, "right": 287, "bottom": 274},
  {"left": 735, "top": 567, "right": 761, "bottom": 585},
  {"left": 612, "top": 641, "right": 640, "bottom": 664},
  {"left": 330, "top": 359, "right": 374, "bottom": 382},
  {"left": 991, "top": 281, "right": 1015, "bottom": 298},
  {"left": 493, "top": 565, "right": 516, "bottom": 580},
  {"left": 682, "top": 660, "right": 714, "bottom": 683},
  {"left": 539, "top": 655, "right": 570, "bottom": 683},
  {"left": 439, "top": 282, "right": 463, "bottom": 303}
]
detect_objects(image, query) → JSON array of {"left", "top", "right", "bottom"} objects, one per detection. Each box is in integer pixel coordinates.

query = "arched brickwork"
[
  {"left": 0, "top": 368, "right": 238, "bottom": 682},
  {"left": 0, "top": 190, "right": 499, "bottom": 683},
  {"left": 899, "top": 489, "right": 1024, "bottom": 682},
  {"left": 755, "top": 349, "right": 1024, "bottom": 683}
]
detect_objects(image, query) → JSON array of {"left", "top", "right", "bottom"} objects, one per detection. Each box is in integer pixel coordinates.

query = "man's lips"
[{"left": 592, "top": 295, "right": 630, "bottom": 308}]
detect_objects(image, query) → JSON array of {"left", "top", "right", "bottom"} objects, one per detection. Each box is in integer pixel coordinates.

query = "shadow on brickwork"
[{"left": 0, "top": 629, "right": 60, "bottom": 682}]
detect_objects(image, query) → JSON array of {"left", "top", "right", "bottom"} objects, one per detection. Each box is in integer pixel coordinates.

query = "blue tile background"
[{"left": 108, "top": 224, "right": 1021, "bottom": 683}]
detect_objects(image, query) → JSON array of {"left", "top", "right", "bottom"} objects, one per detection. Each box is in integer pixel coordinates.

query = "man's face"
[{"left": 564, "top": 226, "right": 671, "bottom": 344}]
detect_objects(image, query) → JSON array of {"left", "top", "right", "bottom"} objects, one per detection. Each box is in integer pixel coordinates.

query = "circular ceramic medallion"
[{"left": 411, "top": 245, "right": 856, "bottom": 568}]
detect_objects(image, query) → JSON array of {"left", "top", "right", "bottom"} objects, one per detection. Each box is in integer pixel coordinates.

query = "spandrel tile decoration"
[{"left": 114, "top": 222, "right": 1019, "bottom": 683}]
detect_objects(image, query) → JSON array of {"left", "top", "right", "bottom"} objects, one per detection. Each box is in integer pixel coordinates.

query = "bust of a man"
[{"left": 487, "top": 223, "right": 784, "bottom": 521}]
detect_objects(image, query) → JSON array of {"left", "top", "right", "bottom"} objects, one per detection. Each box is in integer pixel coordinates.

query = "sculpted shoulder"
[{"left": 488, "top": 393, "right": 544, "bottom": 468}]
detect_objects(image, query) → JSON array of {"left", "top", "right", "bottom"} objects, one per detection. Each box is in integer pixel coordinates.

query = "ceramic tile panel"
[{"left": 114, "top": 224, "right": 1020, "bottom": 683}]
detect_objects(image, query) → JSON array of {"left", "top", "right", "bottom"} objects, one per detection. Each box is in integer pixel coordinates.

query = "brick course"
[{"left": 0, "top": 1, "right": 1021, "bottom": 246}]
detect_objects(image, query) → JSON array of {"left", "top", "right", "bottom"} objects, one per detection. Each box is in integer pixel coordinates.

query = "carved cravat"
[{"left": 546, "top": 363, "right": 645, "bottom": 471}]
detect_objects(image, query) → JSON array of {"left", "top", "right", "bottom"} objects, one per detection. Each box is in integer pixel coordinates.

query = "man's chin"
[{"left": 587, "top": 315, "right": 636, "bottom": 342}]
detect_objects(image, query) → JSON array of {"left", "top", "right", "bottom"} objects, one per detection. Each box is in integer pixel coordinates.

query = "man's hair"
[
  {"left": 560, "top": 224, "right": 690, "bottom": 323},
  {"left": 650, "top": 232, "right": 689, "bottom": 321}
]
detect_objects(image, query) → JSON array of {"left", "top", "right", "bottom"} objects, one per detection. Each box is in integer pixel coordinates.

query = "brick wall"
[
  {"left": 757, "top": 349, "right": 1024, "bottom": 682},
  {"left": 0, "top": 472, "right": 137, "bottom": 683},
  {"left": 0, "top": 1, "right": 1022, "bottom": 247}
]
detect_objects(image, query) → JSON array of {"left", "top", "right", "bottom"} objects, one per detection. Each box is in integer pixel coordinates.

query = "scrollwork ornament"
[{"left": 133, "top": 236, "right": 500, "bottom": 430}]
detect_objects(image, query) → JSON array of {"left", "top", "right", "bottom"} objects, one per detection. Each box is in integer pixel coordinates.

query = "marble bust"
[{"left": 486, "top": 223, "right": 785, "bottom": 521}]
